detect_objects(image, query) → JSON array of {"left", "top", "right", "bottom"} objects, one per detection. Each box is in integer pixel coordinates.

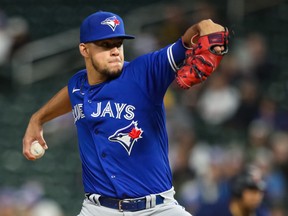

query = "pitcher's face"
[{"left": 81, "top": 38, "right": 124, "bottom": 80}]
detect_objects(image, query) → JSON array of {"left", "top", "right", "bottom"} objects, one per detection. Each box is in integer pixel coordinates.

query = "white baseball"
[{"left": 30, "top": 141, "right": 45, "bottom": 159}]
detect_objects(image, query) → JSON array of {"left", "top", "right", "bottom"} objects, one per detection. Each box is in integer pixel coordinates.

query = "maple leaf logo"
[{"left": 129, "top": 128, "right": 142, "bottom": 139}]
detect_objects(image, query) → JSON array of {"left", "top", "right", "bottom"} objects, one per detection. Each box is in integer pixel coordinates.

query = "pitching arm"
[{"left": 23, "top": 86, "right": 72, "bottom": 160}]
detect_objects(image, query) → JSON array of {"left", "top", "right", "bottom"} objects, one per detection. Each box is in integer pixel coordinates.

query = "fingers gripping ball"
[
  {"left": 30, "top": 141, "right": 45, "bottom": 159},
  {"left": 176, "top": 28, "right": 229, "bottom": 89}
]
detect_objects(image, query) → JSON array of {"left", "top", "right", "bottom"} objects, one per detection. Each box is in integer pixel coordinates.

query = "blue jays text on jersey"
[
  {"left": 68, "top": 38, "right": 187, "bottom": 199},
  {"left": 72, "top": 101, "right": 136, "bottom": 123}
]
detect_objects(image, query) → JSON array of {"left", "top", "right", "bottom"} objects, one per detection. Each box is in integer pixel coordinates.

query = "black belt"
[{"left": 86, "top": 194, "right": 164, "bottom": 212}]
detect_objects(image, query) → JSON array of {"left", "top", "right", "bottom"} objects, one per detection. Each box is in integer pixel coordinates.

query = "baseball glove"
[{"left": 176, "top": 28, "right": 229, "bottom": 89}]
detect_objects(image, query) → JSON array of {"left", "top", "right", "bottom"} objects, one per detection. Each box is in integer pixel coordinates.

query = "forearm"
[
  {"left": 23, "top": 86, "right": 71, "bottom": 160},
  {"left": 30, "top": 86, "right": 72, "bottom": 125}
]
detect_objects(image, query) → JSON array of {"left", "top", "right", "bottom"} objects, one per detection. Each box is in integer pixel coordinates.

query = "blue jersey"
[{"left": 68, "top": 39, "right": 186, "bottom": 199}]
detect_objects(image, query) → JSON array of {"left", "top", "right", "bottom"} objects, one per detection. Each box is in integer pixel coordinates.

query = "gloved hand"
[{"left": 176, "top": 28, "right": 229, "bottom": 89}]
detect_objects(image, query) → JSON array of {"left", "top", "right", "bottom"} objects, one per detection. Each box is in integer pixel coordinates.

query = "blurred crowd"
[
  {"left": 0, "top": 8, "right": 30, "bottom": 93},
  {"left": 1, "top": 1, "right": 288, "bottom": 216},
  {"left": 158, "top": 3, "right": 287, "bottom": 216},
  {"left": 0, "top": 181, "right": 64, "bottom": 216}
]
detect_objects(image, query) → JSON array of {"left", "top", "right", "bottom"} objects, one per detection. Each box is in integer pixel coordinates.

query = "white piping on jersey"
[{"left": 167, "top": 43, "right": 179, "bottom": 72}]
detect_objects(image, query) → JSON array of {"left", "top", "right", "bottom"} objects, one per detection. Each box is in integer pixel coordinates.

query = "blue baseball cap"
[{"left": 80, "top": 11, "right": 135, "bottom": 43}]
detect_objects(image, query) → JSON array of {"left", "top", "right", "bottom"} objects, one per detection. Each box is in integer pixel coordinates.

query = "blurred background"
[{"left": 0, "top": 0, "right": 288, "bottom": 215}]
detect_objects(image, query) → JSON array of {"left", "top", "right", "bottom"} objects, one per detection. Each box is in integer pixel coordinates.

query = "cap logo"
[{"left": 101, "top": 16, "right": 120, "bottom": 31}]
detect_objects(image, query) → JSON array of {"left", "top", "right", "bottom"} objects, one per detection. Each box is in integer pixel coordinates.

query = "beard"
[
  {"left": 101, "top": 68, "right": 122, "bottom": 80},
  {"left": 91, "top": 58, "right": 122, "bottom": 80}
]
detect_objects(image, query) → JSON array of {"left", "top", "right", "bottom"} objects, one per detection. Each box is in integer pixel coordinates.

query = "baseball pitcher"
[{"left": 23, "top": 11, "right": 229, "bottom": 216}]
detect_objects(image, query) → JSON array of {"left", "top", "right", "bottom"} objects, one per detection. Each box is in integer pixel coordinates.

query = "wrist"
[
  {"left": 30, "top": 112, "right": 44, "bottom": 125},
  {"left": 181, "top": 34, "right": 199, "bottom": 49},
  {"left": 181, "top": 36, "right": 193, "bottom": 49}
]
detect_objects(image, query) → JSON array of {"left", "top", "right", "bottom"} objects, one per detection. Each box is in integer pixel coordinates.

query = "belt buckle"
[{"left": 118, "top": 199, "right": 130, "bottom": 212}]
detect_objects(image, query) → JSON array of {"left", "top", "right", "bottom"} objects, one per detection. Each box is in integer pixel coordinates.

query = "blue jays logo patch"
[
  {"left": 101, "top": 16, "right": 120, "bottom": 31},
  {"left": 108, "top": 121, "right": 143, "bottom": 155}
]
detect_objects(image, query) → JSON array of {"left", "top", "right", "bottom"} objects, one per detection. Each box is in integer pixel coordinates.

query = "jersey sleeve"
[{"left": 123, "top": 38, "right": 187, "bottom": 104}]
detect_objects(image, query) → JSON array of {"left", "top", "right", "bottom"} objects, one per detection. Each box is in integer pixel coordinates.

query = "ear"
[{"left": 79, "top": 43, "right": 89, "bottom": 58}]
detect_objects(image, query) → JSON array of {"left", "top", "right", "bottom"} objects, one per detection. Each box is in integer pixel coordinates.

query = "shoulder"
[
  {"left": 70, "top": 69, "right": 87, "bottom": 81},
  {"left": 68, "top": 69, "right": 87, "bottom": 85},
  {"left": 67, "top": 69, "right": 87, "bottom": 93}
]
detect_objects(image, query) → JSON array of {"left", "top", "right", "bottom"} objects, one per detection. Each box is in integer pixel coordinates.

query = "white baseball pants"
[{"left": 77, "top": 188, "right": 192, "bottom": 216}]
